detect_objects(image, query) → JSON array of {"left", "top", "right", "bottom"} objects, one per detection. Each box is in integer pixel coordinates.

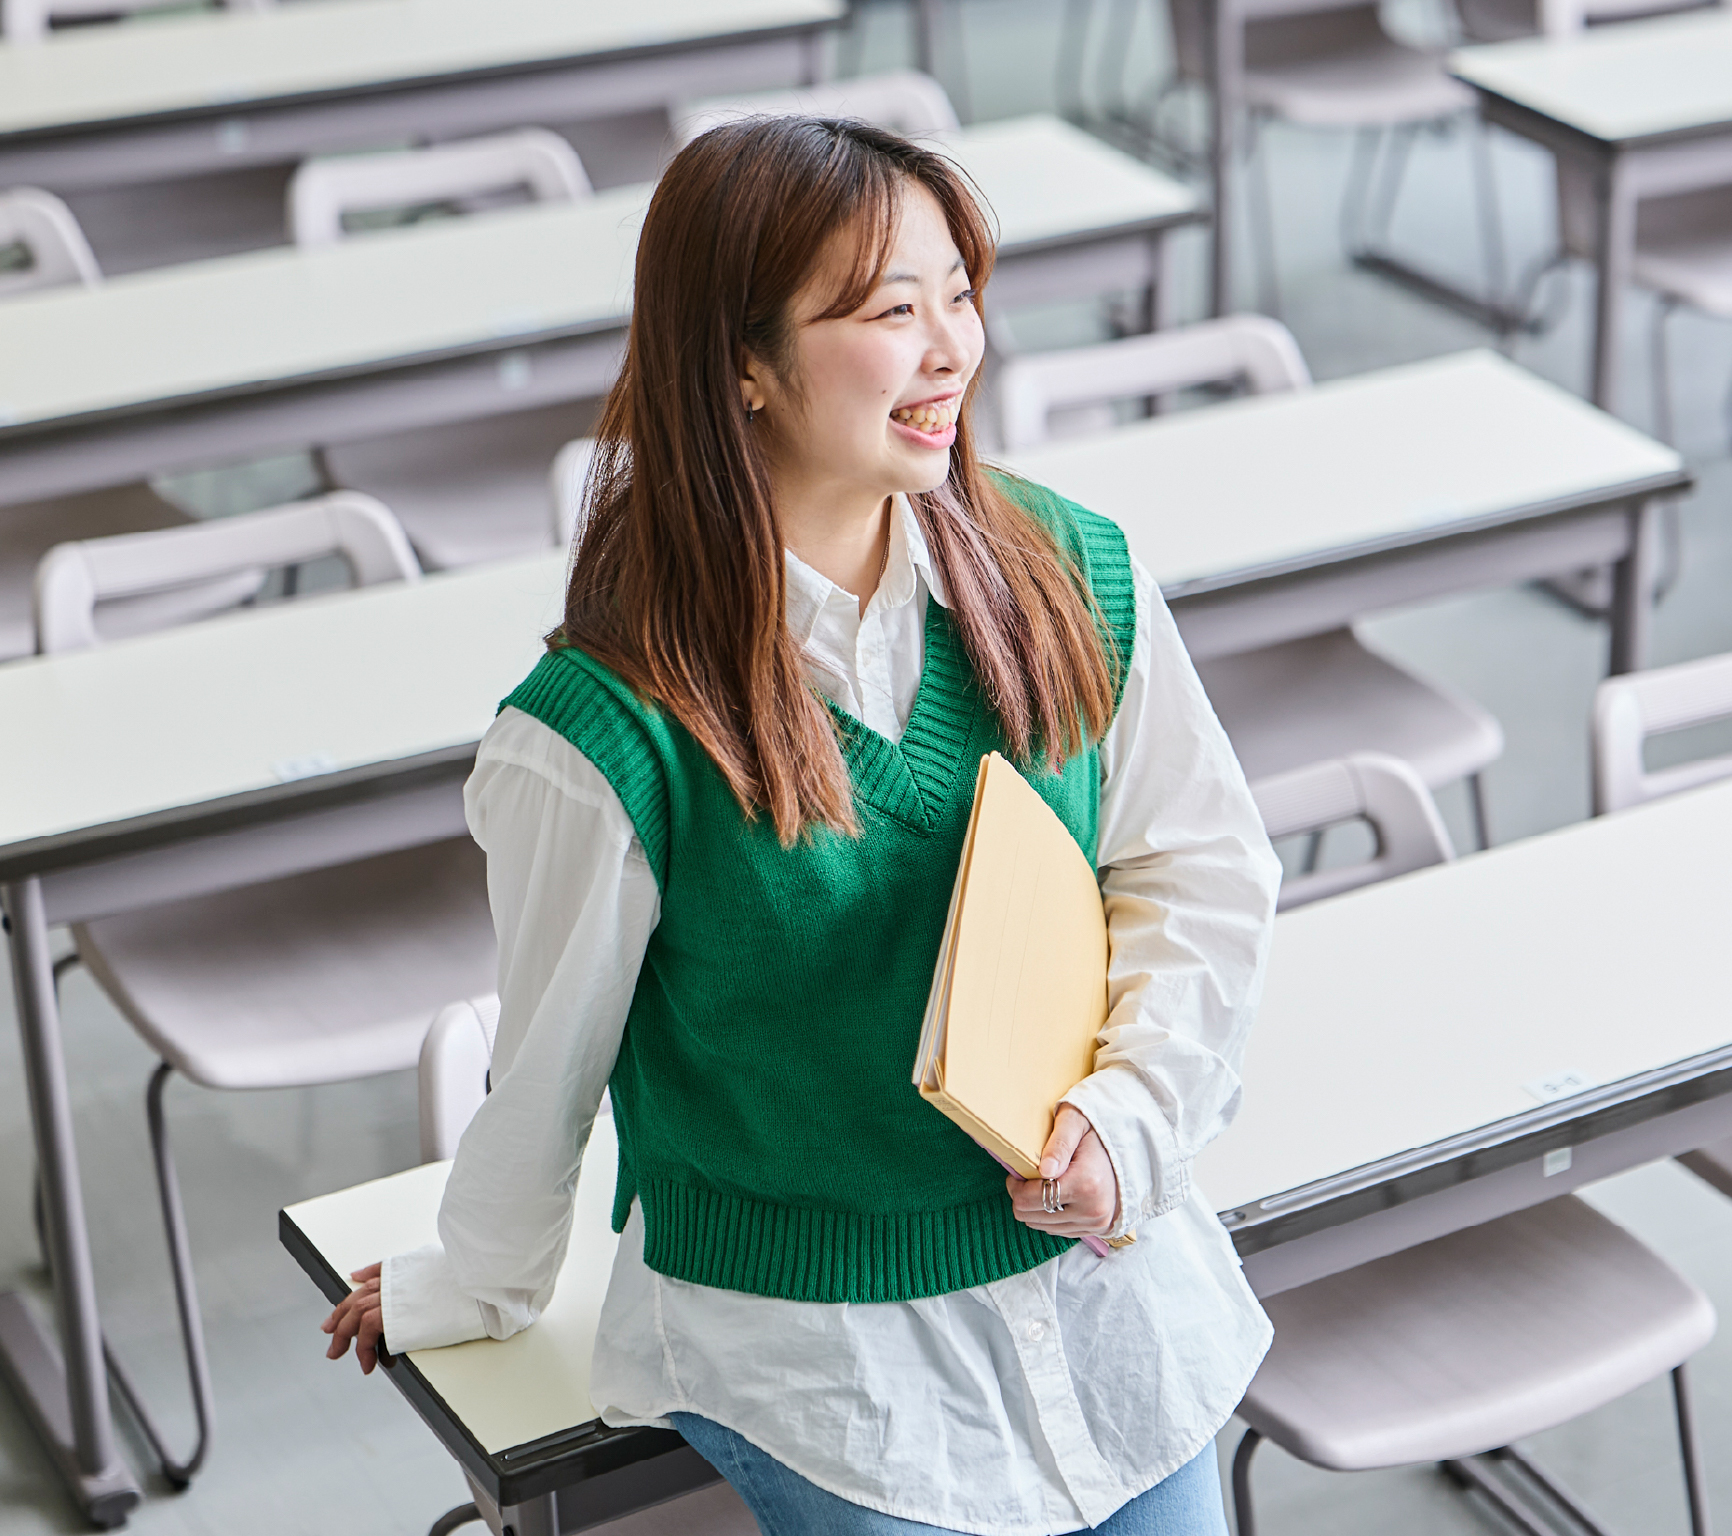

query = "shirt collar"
[{"left": 783, "top": 494, "right": 948, "bottom": 645}]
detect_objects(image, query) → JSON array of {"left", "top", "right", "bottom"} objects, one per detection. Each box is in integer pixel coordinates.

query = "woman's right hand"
[{"left": 322, "top": 1261, "right": 387, "bottom": 1374}]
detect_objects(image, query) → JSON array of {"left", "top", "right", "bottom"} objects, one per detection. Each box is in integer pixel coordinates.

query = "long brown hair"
[{"left": 558, "top": 117, "right": 1119, "bottom": 844}]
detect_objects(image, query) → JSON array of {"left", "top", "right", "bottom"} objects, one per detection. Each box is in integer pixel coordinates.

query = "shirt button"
[{"left": 1024, "top": 1320, "right": 1047, "bottom": 1343}]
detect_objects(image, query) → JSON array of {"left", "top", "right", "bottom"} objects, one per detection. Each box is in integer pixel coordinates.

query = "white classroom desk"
[
  {"left": 0, "top": 552, "right": 567, "bottom": 1528},
  {"left": 1199, "top": 775, "right": 1732, "bottom": 1296},
  {"left": 0, "top": 113, "right": 1197, "bottom": 511},
  {"left": 0, "top": 0, "right": 843, "bottom": 194},
  {"left": 1004, "top": 348, "right": 1688, "bottom": 673},
  {"left": 281, "top": 776, "right": 1732, "bottom": 1534},
  {"left": 1452, "top": 10, "right": 1732, "bottom": 412}
]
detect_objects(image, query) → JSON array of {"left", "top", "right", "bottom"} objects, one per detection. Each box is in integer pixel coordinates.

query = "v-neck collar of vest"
[{"left": 825, "top": 598, "right": 981, "bottom": 833}]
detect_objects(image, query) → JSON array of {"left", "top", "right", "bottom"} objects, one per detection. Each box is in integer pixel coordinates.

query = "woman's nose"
[{"left": 926, "top": 306, "right": 982, "bottom": 375}]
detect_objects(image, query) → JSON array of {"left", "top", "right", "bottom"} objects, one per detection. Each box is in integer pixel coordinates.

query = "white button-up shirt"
[{"left": 383, "top": 494, "right": 1280, "bottom": 1535}]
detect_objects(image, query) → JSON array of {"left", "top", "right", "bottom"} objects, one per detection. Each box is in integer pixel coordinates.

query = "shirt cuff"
[
  {"left": 1061, "top": 1066, "right": 1191, "bottom": 1241},
  {"left": 381, "top": 1243, "right": 492, "bottom": 1355}
]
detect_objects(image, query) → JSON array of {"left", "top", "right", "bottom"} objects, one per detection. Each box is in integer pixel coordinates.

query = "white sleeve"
[
  {"left": 380, "top": 708, "right": 660, "bottom": 1353},
  {"left": 1060, "top": 556, "right": 1281, "bottom": 1239}
]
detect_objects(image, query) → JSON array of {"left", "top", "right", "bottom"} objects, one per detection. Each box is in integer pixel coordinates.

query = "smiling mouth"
[{"left": 891, "top": 397, "right": 961, "bottom": 437}]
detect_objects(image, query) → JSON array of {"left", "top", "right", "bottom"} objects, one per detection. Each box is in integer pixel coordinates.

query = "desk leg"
[
  {"left": 1590, "top": 151, "right": 1635, "bottom": 413},
  {"left": 1608, "top": 499, "right": 1656, "bottom": 676},
  {"left": 0, "top": 879, "right": 139, "bottom": 1529},
  {"left": 1207, "top": 0, "right": 1243, "bottom": 318}
]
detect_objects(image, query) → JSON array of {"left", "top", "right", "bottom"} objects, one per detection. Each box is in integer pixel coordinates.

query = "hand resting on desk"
[
  {"left": 1006, "top": 1104, "right": 1119, "bottom": 1238},
  {"left": 323, "top": 1261, "right": 386, "bottom": 1374},
  {"left": 317, "top": 1104, "right": 1116, "bottom": 1372}
]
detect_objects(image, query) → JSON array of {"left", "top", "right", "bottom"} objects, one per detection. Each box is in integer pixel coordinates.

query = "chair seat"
[
  {"left": 0, "top": 484, "right": 261, "bottom": 661},
  {"left": 1678, "top": 1138, "right": 1732, "bottom": 1200},
  {"left": 1244, "top": 18, "right": 1473, "bottom": 128},
  {"left": 1194, "top": 627, "right": 1503, "bottom": 789},
  {"left": 75, "top": 838, "right": 496, "bottom": 1091},
  {"left": 1631, "top": 186, "right": 1732, "bottom": 318},
  {"left": 324, "top": 403, "right": 579, "bottom": 570},
  {"left": 1244, "top": 1196, "right": 1716, "bottom": 1470}
]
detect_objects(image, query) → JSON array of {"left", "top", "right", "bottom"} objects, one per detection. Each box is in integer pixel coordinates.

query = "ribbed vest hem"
[{"left": 637, "top": 1177, "right": 1075, "bottom": 1303}]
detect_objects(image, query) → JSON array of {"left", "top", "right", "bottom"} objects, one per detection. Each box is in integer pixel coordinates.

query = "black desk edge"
[
  {"left": 277, "top": 1208, "right": 695, "bottom": 1508},
  {"left": 1224, "top": 1049, "right": 1732, "bottom": 1256}
]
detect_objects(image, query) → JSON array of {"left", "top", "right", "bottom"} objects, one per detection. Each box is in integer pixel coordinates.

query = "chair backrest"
[
  {"left": 673, "top": 71, "right": 961, "bottom": 149},
  {"left": 1252, "top": 753, "right": 1455, "bottom": 911},
  {"left": 549, "top": 437, "right": 599, "bottom": 551},
  {"left": 34, "top": 491, "right": 420, "bottom": 654},
  {"left": 287, "top": 129, "right": 592, "bottom": 249},
  {"left": 1166, "top": 0, "right": 1385, "bottom": 84},
  {"left": 996, "top": 314, "right": 1311, "bottom": 452},
  {"left": 1592, "top": 651, "right": 1732, "bottom": 814},
  {"left": 2, "top": 0, "right": 266, "bottom": 42},
  {"left": 418, "top": 995, "right": 501, "bottom": 1163},
  {"left": 0, "top": 188, "right": 100, "bottom": 296}
]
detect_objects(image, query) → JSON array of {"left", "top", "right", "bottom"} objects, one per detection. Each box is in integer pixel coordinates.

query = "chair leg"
[
  {"left": 1246, "top": 116, "right": 1282, "bottom": 318},
  {"left": 1468, "top": 114, "right": 1509, "bottom": 308},
  {"left": 106, "top": 1063, "right": 216, "bottom": 1488},
  {"left": 1367, "top": 127, "right": 1416, "bottom": 251},
  {"left": 1652, "top": 296, "right": 1679, "bottom": 447},
  {"left": 1340, "top": 125, "right": 1383, "bottom": 255},
  {"left": 1673, "top": 1366, "right": 1713, "bottom": 1536},
  {"left": 1231, "top": 1428, "right": 1262, "bottom": 1536},
  {"left": 1467, "top": 772, "right": 1492, "bottom": 852}
]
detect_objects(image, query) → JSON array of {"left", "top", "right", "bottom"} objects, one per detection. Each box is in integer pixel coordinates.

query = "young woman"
[{"left": 323, "top": 117, "right": 1280, "bottom": 1535}]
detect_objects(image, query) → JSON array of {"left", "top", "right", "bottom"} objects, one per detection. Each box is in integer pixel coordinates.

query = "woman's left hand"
[{"left": 1007, "top": 1104, "right": 1119, "bottom": 1238}]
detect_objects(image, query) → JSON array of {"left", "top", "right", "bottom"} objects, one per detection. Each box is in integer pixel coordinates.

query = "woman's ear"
[{"left": 739, "top": 357, "right": 768, "bottom": 419}]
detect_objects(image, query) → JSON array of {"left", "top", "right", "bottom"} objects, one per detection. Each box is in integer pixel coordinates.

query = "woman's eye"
[
  {"left": 879, "top": 303, "right": 915, "bottom": 318},
  {"left": 953, "top": 288, "right": 978, "bottom": 304}
]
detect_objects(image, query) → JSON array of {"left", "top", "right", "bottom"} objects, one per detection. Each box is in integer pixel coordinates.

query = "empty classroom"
[{"left": 3, "top": 2, "right": 1732, "bottom": 1534}]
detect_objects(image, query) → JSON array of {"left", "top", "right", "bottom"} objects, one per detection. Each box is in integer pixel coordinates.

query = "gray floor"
[{"left": 6, "top": 1, "right": 1732, "bottom": 1532}]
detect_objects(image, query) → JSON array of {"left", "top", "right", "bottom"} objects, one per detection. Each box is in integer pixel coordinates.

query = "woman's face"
[{"left": 748, "top": 183, "right": 986, "bottom": 511}]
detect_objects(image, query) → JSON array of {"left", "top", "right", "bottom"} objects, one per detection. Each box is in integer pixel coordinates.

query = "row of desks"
[
  {"left": 0, "top": 346, "right": 1691, "bottom": 1526},
  {"left": 0, "top": 0, "right": 845, "bottom": 191},
  {"left": 282, "top": 764, "right": 1732, "bottom": 1529},
  {"left": 0, "top": 113, "right": 1199, "bottom": 508},
  {"left": 7, "top": 0, "right": 1730, "bottom": 424}
]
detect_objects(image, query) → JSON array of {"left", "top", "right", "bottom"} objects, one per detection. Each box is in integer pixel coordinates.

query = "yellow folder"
[{"left": 912, "top": 751, "right": 1110, "bottom": 1182}]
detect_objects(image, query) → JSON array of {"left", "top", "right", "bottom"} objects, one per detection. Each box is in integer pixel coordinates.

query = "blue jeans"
[{"left": 670, "top": 1413, "right": 1230, "bottom": 1536}]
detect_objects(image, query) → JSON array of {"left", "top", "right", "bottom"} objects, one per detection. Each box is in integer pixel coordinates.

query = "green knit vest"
[{"left": 501, "top": 479, "right": 1137, "bottom": 1303}]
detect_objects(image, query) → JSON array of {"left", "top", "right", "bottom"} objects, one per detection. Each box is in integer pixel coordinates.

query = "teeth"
[{"left": 893, "top": 398, "right": 959, "bottom": 432}]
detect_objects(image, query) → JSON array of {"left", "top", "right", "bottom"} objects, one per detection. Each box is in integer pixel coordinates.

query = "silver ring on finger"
[{"left": 1041, "top": 1178, "right": 1065, "bottom": 1214}]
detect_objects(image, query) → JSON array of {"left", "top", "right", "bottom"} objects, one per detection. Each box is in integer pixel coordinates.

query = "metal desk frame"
[{"left": 1, "top": 748, "right": 476, "bottom": 1528}]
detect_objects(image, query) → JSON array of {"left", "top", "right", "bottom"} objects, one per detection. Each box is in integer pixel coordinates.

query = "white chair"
[
  {"left": 1250, "top": 752, "right": 1455, "bottom": 910},
  {"left": 288, "top": 132, "right": 595, "bottom": 571},
  {"left": 1232, "top": 755, "right": 1716, "bottom": 1536},
  {"left": 1235, "top": 1198, "right": 1714, "bottom": 1536},
  {"left": 672, "top": 70, "right": 961, "bottom": 148},
  {"left": 419, "top": 996, "right": 500, "bottom": 1164},
  {"left": 1164, "top": 0, "right": 1507, "bottom": 317},
  {"left": 1592, "top": 650, "right": 1732, "bottom": 1201},
  {"left": 549, "top": 436, "right": 599, "bottom": 552},
  {"left": 37, "top": 493, "right": 497, "bottom": 1487},
  {"left": 0, "top": 0, "right": 265, "bottom": 42},
  {"left": 997, "top": 315, "right": 1504, "bottom": 848},
  {"left": 1593, "top": 649, "right": 1732, "bottom": 816},
  {"left": 0, "top": 189, "right": 262, "bottom": 662}
]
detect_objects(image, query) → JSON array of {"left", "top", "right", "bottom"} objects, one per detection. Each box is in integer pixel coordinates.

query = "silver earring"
[{"left": 747, "top": 403, "right": 758, "bottom": 423}]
